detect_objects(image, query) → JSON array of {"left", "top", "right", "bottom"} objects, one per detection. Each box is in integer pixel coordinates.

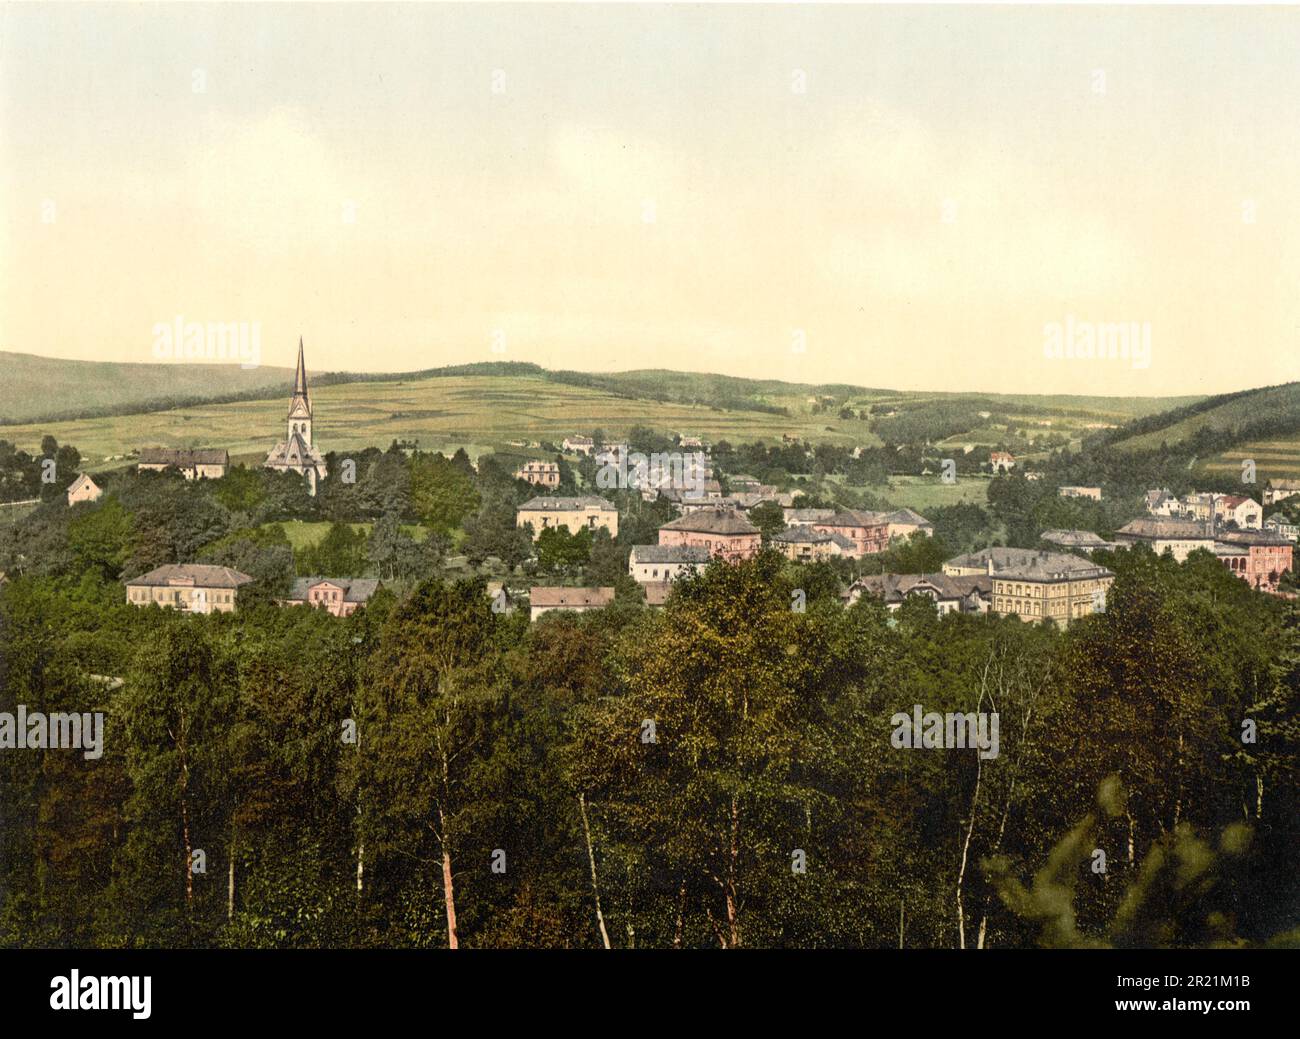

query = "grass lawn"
[{"left": 882, "top": 475, "right": 990, "bottom": 511}]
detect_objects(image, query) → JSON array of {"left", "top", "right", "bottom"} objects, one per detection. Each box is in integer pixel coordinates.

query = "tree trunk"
[
  {"left": 227, "top": 834, "right": 235, "bottom": 920},
  {"left": 725, "top": 795, "right": 741, "bottom": 948},
  {"left": 577, "top": 794, "right": 611, "bottom": 949}
]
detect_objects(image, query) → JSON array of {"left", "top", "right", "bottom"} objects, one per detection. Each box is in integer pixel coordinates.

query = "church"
[{"left": 264, "top": 338, "right": 328, "bottom": 495}]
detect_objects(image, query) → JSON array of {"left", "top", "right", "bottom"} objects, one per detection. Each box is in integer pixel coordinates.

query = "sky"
[{"left": 2, "top": 3, "right": 1298, "bottom": 396}]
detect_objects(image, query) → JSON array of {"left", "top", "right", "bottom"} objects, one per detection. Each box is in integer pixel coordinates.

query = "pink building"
[
  {"left": 1214, "top": 532, "right": 1293, "bottom": 593},
  {"left": 810, "top": 510, "right": 890, "bottom": 557},
  {"left": 658, "top": 508, "right": 761, "bottom": 562},
  {"left": 282, "top": 577, "right": 381, "bottom": 617}
]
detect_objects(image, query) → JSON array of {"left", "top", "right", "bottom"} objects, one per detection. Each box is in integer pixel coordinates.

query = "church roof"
[
  {"left": 265, "top": 433, "right": 325, "bottom": 469},
  {"left": 287, "top": 337, "right": 312, "bottom": 417}
]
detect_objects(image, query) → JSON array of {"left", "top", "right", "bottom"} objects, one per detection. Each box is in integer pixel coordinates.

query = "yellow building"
[
  {"left": 989, "top": 553, "right": 1114, "bottom": 627},
  {"left": 516, "top": 496, "right": 618, "bottom": 540},
  {"left": 125, "top": 564, "right": 252, "bottom": 614}
]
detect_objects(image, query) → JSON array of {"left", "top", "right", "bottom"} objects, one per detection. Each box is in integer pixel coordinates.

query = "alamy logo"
[
  {"left": 151, "top": 315, "right": 261, "bottom": 369},
  {"left": 0, "top": 705, "right": 104, "bottom": 760},
  {"left": 597, "top": 450, "right": 706, "bottom": 496},
  {"left": 50, "top": 971, "right": 151, "bottom": 1019},
  {"left": 891, "top": 704, "right": 1000, "bottom": 760},
  {"left": 1043, "top": 314, "right": 1151, "bottom": 370}
]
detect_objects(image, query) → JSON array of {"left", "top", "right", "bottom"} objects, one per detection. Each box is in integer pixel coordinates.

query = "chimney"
[{"left": 986, "top": 557, "right": 994, "bottom": 576}]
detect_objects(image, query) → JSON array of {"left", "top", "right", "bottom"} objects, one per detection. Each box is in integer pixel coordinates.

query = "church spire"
[{"left": 294, "top": 336, "right": 309, "bottom": 398}]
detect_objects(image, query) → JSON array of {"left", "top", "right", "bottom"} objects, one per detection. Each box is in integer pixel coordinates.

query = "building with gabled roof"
[
  {"left": 628, "top": 543, "right": 710, "bottom": 584},
  {"left": 1113, "top": 518, "right": 1215, "bottom": 562},
  {"left": 66, "top": 473, "right": 103, "bottom": 505},
  {"left": 138, "top": 447, "right": 229, "bottom": 479},
  {"left": 125, "top": 564, "right": 252, "bottom": 614},
  {"left": 848, "top": 572, "right": 991, "bottom": 615},
  {"left": 529, "top": 586, "right": 615, "bottom": 621},
  {"left": 517, "top": 496, "right": 618, "bottom": 539},
  {"left": 658, "top": 507, "right": 761, "bottom": 562},
  {"left": 281, "top": 577, "right": 381, "bottom": 617}
]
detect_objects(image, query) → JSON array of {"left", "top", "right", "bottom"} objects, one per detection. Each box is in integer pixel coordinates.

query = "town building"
[
  {"left": 137, "top": 447, "right": 230, "bottom": 480},
  {"left": 784, "top": 506, "right": 837, "bottom": 527},
  {"left": 281, "top": 577, "right": 381, "bottom": 617},
  {"left": 847, "top": 573, "right": 991, "bottom": 615},
  {"left": 1264, "top": 514, "right": 1299, "bottom": 542},
  {"left": 990, "top": 451, "right": 1016, "bottom": 474},
  {"left": 125, "top": 564, "right": 252, "bottom": 614},
  {"left": 562, "top": 435, "right": 595, "bottom": 456},
  {"left": 1058, "top": 486, "right": 1102, "bottom": 501},
  {"left": 628, "top": 544, "right": 711, "bottom": 584},
  {"left": 1213, "top": 531, "right": 1293, "bottom": 593},
  {"left": 989, "top": 554, "right": 1114, "bottom": 627},
  {"left": 264, "top": 338, "right": 328, "bottom": 495},
  {"left": 66, "top": 473, "right": 102, "bottom": 505},
  {"left": 658, "top": 508, "right": 761, "bottom": 562},
  {"left": 514, "top": 460, "right": 561, "bottom": 488},
  {"left": 882, "top": 508, "right": 933, "bottom": 540},
  {"left": 771, "top": 527, "right": 843, "bottom": 562},
  {"left": 517, "top": 496, "right": 619, "bottom": 539},
  {"left": 809, "top": 510, "right": 890, "bottom": 557},
  {"left": 1263, "top": 479, "right": 1300, "bottom": 506},
  {"left": 529, "top": 586, "right": 615, "bottom": 621},
  {"left": 1215, "top": 494, "right": 1263, "bottom": 530},
  {"left": 1144, "top": 489, "right": 1181, "bottom": 517},
  {"left": 1113, "top": 518, "right": 1215, "bottom": 562}
]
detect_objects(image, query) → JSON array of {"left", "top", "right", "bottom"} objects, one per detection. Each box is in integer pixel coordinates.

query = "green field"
[
  {"left": 1198, "top": 438, "right": 1300, "bottom": 481},
  {"left": 0, "top": 373, "right": 890, "bottom": 467},
  {"left": 0, "top": 356, "right": 1207, "bottom": 471},
  {"left": 881, "top": 475, "right": 991, "bottom": 511}
]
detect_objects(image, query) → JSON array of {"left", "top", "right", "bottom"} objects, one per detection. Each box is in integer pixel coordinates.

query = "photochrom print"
[{"left": 0, "top": 0, "right": 1296, "bottom": 1004}]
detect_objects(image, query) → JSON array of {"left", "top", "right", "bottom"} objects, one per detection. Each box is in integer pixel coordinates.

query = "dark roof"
[
  {"left": 883, "top": 508, "right": 932, "bottom": 526},
  {"left": 852, "top": 572, "right": 990, "bottom": 604},
  {"left": 1215, "top": 530, "right": 1291, "bottom": 547},
  {"left": 287, "top": 577, "right": 382, "bottom": 602},
  {"left": 519, "top": 496, "right": 616, "bottom": 511},
  {"left": 138, "top": 447, "right": 229, "bottom": 467},
  {"left": 1115, "top": 518, "right": 1213, "bottom": 540},
  {"left": 126, "top": 564, "right": 252, "bottom": 588},
  {"left": 629, "top": 544, "right": 711, "bottom": 564},
  {"left": 660, "top": 508, "right": 759, "bottom": 535},
  {"left": 816, "top": 509, "right": 890, "bottom": 528},
  {"left": 772, "top": 528, "right": 833, "bottom": 544}
]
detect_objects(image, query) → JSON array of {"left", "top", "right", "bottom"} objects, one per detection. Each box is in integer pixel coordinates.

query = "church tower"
[
  {"left": 263, "top": 336, "right": 328, "bottom": 496},
  {"left": 287, "top": 337, "right": 313, "bottom": 445}
]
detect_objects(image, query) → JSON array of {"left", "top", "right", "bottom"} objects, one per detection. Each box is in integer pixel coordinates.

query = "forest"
[{"left": 2, "top": 544, "right": 1297, "bottom": 949}]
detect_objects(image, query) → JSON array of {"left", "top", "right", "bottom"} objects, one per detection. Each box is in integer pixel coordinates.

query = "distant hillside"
[
  {"left": 0, "top": 351, "right": 294, "bottom": 423},
  {"left": 1108, "top": 382, "right": 1300, "bottom": 453}
]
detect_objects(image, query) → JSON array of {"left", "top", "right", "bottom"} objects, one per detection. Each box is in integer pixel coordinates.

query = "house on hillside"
[
  {"left": 1263, "top": 479, "right": 1300, "bottom": 506},
  {"left": 1113, "top": 518, "right": 1215, "bottom": 562},
  {"left": 125, "top": 564, "right": 252, "bottom": 614},
  {"left": 989, "top": 451, "right": 1016, "bottom": 474},
  {"left": 529, "top": 586, "right": 615, "bottom": 621},
  {"left": 280, "top": 577, "right": 381, "bottom": 617},
  {"left": 1215, "top": 494, "right": 1263, "bottom": 530},
  {"left": 658, "top": 508, "right": 761, "bottom": 562},
  {"left": 562, "top": 435, "right": 595, "bottom": 455},
  {"left": 138, "top": 447, "right": 229, "bottom": 480},
  {"left": 628, "top": 544, "right": 710, "bottom": 584},
  {"left": 514, "top": 461, "right": 561, "bottom": 488},
  {"left": 66, "top": 473, "right": 102, "bottom": 505},
  {"left": 809, "top": 510, "right": 890, "bottom": 557},
  {"left": 847, "top": 573, "right": 991, "bottom": 615},
  {"left": 516, "top": 496, "right": 618, "bottom": 539},
  {"left": 1058, "top": 486, "right": 1102, "bottom": 501}
]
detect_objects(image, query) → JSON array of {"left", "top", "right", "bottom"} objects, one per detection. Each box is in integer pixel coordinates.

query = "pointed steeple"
[{"left": 294, "top": 336, "right": 309, "bottom": 398}]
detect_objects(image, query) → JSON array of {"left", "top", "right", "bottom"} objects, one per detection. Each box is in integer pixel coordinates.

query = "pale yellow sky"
[{"left": 2, "top": 4, "right": 1298, "bottom": 395}]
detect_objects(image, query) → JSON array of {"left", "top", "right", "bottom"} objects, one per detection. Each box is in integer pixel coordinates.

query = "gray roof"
[
  {"left": 852, "top": 572, "right": 991, "bottom": 604},
  {"left": 1215, "top": 530, "right": 1291, "bottom": 547},
  {"left": 883, "top": 508, "right": 932, "bottom": 526},
  {"left": 946, "top": 547, "right": 1109, "bottom": 579},
  {"left": 629, "top": 544, "right": 711, "bottom": 564},
  {"left": 1115, "top": 518, "right": 1213, "bottom": 540},
  {"left": 817, "top": 509, "right": 890, "bottom": 528},
  {"left": 786, "top": 508, "right": 837, "bottom": 525},
  {"left": 519, "top": 496, "right": 616, "bottom": 511},
  {"left": 660, "top": 508, "right": 759, "bottom": 535},
  {"left": 138, "top": 447, "right": 229, "bottom": 467},
  {"left": 773, "top": 527, "right": 834, "bottom": 544},
  {"left": 126, "top": 564, "right": 252, "bottom": 588},
  {"left": 1040, "top": 529, "right": 1111, "bottom": 548},
  {"left": 287, "top": 577, "right": 381, "bottom": 602}
]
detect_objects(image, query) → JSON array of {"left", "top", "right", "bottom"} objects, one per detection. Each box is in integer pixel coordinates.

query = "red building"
[
  {"left": 1214, "top": 531, "right": 1293, "bottom": 593},
  {"left": 658, "top": 508, "right": 761, "bottom": 562},
  {"left": 810, "top": 510, "right": 890, "bottom": 558}
]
